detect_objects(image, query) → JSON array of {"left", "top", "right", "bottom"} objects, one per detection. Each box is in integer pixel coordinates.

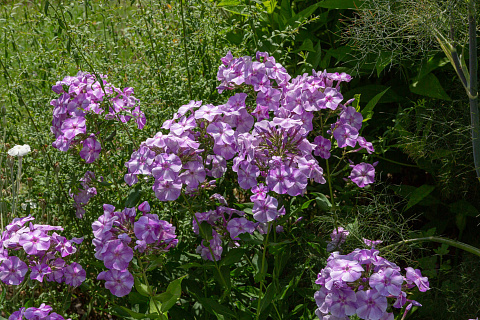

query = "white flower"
[{"left": 7, "top": 144, "right": 31, "bottom": 157}]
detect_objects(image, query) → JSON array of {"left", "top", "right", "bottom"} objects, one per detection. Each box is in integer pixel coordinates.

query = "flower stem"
[
  {"left": 256, "top": 222, "right": 271, "bottom": 320},
  {"left": 380, "top": 236, "right": 480, "bottom": 258}
]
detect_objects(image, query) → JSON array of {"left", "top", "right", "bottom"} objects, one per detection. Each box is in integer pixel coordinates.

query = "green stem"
[
  {"left": 180, "top": 0, "right": 193, "bottom": 99},
  {"left": 468, "top": 0, "right": 479, "bottom": 180},
  {"left": 256, "top": 222, "right": 271, "bottom": 320},
  {"left": 373, "top": 154, "right": 418, "bottom": 168},
  {"left": 380, "top": 236, "right": 480, "bottom": 258},
  {"left": 138, "top": 257, "right": 162, "bottom": 315}
]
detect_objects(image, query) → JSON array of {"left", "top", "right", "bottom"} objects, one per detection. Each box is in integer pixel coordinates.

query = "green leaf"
[
  {"left": 405, "top": 185, "right": 436, "bottom": 210},
  {"left": 66, "top": 37, "right": 71, "bottom": 54},
  {"left": 214, "top": 266, "right": 231, "bottom": 290},
  {"left": 57, "top": 18, "right": 66, "bottom": 29},
  {"left": 197, "top": 297, "right": 237, "bottom": 318},
  {"left": 294, "top": 39, "right": 315, "bottom": 52},
  {"left": 326, "top": 45, "right": 352, "bottom": 62},
  {"left": 263, "top": 0, "right": 277, "bottom": 14},
  {"left": 307, "top": 40, "right": 322, "bottom": 69},
  {"left": 220, "top": 248, "right": 247, "bottom": 266},
  {"left": 217, "top": 0, "right": 241, "bottom": 6},
  {"left": 286, "top": 2, "right": 322, "bottom": 26},
  {"left": 449, "top": 200, "right": 479, "bottom": 217},
  {"left": 410, "top": 73, "right": 451, "bottom": 101},
  {"left": 313, "top": 193, "right": 332, "bottom": 211},
  {"left": 280, "top": 0, "right": 292, "bottom": 19},
  {"left": 434, "top": 243, "right": 450, "bottom": 256},
  {"left": 124, "top": 185, "right": 142, "bottom": 207},
  {"left": 44, "top": 0, "right": 49, "bottom": 15},
  {"left": 376, "top": 51, "right": 393, "bottom": 77},
  {"left": 352, "top": 94, "right": 361, "bottom": 112},
  {"left": 417, "top": 54, "right": 450, "bottom": 80},
  {"left": 155, "top": 276, "right": 186, "bottom": 312},
  {"left": 118, "top": 306, "right": 164, "bottom": 319},
  {"left": 260, "top": 283, "right": 277, "bottom": 312},
  {"left": 361, "top": 87, "right": 389, "bottom": 122},
  {"left": 199, "top": 221, "right": 213, "bottom": 240},
  {"left": 300, "top": 199, "right": 315, "bottom": 210},
  {"left": 253, "top": 254, "right": 268, "bottom": 283},
  {"left": 134, "top": 277, "right": 153, "bottom": 297},
  {"left": 318, "top": 0, "right": 364, "bottom": 9}
]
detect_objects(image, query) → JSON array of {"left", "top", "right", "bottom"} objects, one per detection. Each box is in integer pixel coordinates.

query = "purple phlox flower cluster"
[
  {"left": 192, "top": 192, "right": 285, "bottom": 261},
  {"left": 69, "top": 171, "right": 97, "bottom": 218},
  {"left": 348, "top": 161, "right": 377, "bottom": 188},
  {"left": 92, "top": 201, "right": 177, "bottom": 297},
  {"left": 192, "top": 205, "right": 251, "bottom": 261},
  {"left": 125, "top": 52, "right": 376, "bottom": 204},
  {"left": 363, "top": 238, "right": 383, "bottom": 249},
  {"left": 50, "top": 71, "right": 145, "bottom": 163},
  {"left": 0, "top": 216, "right": 85, "bottom": 287},
  {"left": 9, "top": 304, "right": 71, "bottom": 320},
  {"left": 327, "top": 227, "right": 350, "bottom": 252},
  {"left": 314, "top": 249, "right": 429, "bottom": 320}
]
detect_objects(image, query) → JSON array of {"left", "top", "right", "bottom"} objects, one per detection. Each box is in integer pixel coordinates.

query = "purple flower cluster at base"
[
  {"left": 92, "top": 201, "right": 177, "bottom": 297},
  {"left": 326, "top": 227, "right": 350, "bottom": 252},
  {"left": 0, "top": 216, "right": 85, "bottom": 287},
  {"left": 9, "top": 304, "right": 70, "bottom": 320},
  {"left": 314, "top": 248, "right": 429, "bottom": 320},
  {"left": 192, "top": 193, "right": 284, "bottom": 261},
  {"left": 50, "top": 72, "right": 145, "bottom": 163}
]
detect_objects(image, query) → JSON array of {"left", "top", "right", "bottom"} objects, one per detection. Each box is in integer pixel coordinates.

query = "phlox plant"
[
  {"left": 0, "top": 216, "right": 85, "bottom": 290},
  {"left": 9, "top": 304, "right": 71, "bottom": 320},
  {"left": 35, "top": 51, "right": 430, "bottom": 319}
]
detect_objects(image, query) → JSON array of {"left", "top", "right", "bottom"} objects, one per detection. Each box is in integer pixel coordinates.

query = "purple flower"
[
  {"left": 138, "top": 201, "right": 151, "bottom": 213},
  {"left": 24, "top": 304, "right": 53, "bottom": 320},
  {"left": 252, "top": 196, "right": 280, "bottom": 223},
  {"left": 98, "top": 269, "right": 134, "bottom": 297},
  {"left": 313, "top": 136, "right": 331, "bottom": 159},
  {"left": 355, "top": 290, "right": 388, "bottom": 320},
  {"left": 363, "top": 238, "right": 383, "bottom": 249},
  {"left": 30, "top": 264, "right": 52, "bottom": 282},
  {"left": 152, "top": 153, "right": 182, "bottom": 181},
  {"left": 227, "top": 218, "right": 256, "bottom": 239},
  {"left": 333, "top": 124, "right": 358, "bottom": 148},
  {"left": 369, "top": 268, "right": 404, "bottom": 296},
  {"left": 327, "top": 227, "right": 349, "bottom": 252},
  {"left": 267, "top": 166, "right": 295, "bottom": 195},
  {"left": 134, "top": 215, "right": 161, "bottom": 244},
  {"left": 63, "top": 262, "right": 86, "bottom": 287},
  {"left": 18, "top": 230, "right": 51, "bottom": 255},
  {"left": 405, "top": 267, "right": 430, "bottom": 292},
  {"left": 153, "top": 178, "right": 182, "bottom": 201},
  {"left": 320, "top": 88, "right": 343, "bottom": 110},
  {"left": 324, "top": 287, "right": 357, "bottom": 318},
  {"left": 8, "top": 308, "right": 26, "bottom": 320},
  {"left": 207, "top": 122, "right": 235, "bottom": 145},
  {"left": 349, "top": 163, "right": 375, "bottom": 188},
  {"left": 196, "top": 231, "right": 223, "bottom": 261},
  {"left": 0, "top": 256, "right": 28, "bottom": 285},
  {"left": 180, "top": 161, "right": 206, "bottom": 189},
  {"left": 356, "top": 137, "right": 375, "bottom": 154},
  {"left": 329, "top": 259, "right": 364, "bottom": 283},
  {"left": 61, "top": 116, "right": 86, "bottom": 140},
  {"left": 340, "top": 106, "right": 363, "bottom": 130},
  {"left": 79, "top": 135, "right": 101, "bottom": 163},
  {"left": 250, "top": 183, "right": 268, "bottom": 202},
  {"left": 103, "top": 240, "right": 134, "bottom": 270}
]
